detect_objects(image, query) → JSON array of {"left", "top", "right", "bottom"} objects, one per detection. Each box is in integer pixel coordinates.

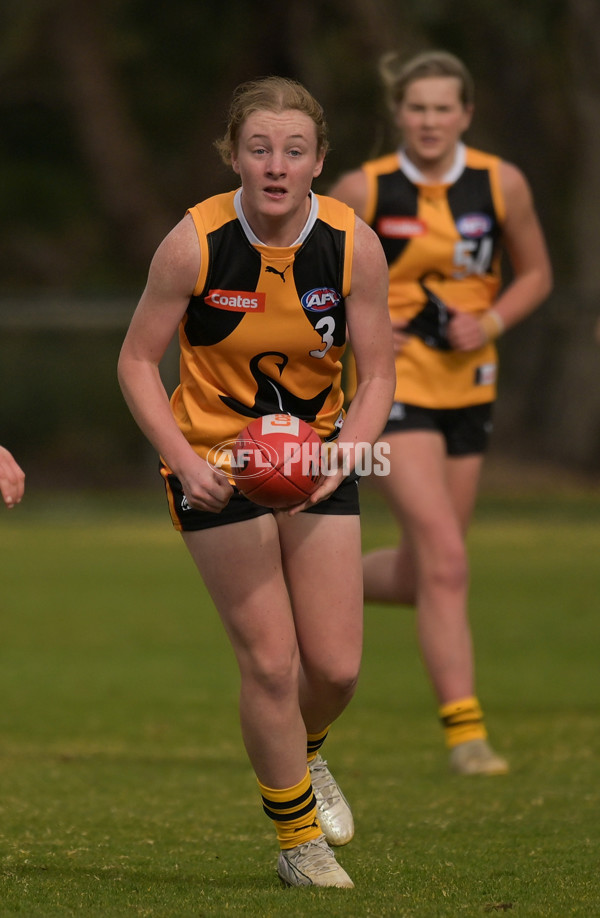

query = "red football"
[{"left": 231, "top": 414, "right": 323, "bottom": 509}]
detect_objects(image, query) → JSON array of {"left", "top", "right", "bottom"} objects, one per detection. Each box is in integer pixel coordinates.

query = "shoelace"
[
  {"left": 309, "top": 758, "right": 340, "bottom": 809},
  {"left": 287, "top": 837, "right": 338, "bottom": 873}
]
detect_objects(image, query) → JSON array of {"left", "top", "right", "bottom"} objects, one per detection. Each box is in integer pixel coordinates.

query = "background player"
[{"left": 329, "top": 50, "right": 552, "bottom": 775}]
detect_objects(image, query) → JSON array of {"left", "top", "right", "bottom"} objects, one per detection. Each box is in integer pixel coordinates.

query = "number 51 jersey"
[{"left": 362, "top": 144, "right": 506, "bottom": 408}]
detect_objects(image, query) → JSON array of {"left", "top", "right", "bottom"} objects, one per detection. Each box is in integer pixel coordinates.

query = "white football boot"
[
  {"left": 449, "top": 738, "right": 509, "bottom": 775},
  {"left": 277, "top": 834, "right": 354, "bottom": 888},
  {"left": 308, "top": 754, "right": 354, "bottom": 846}
]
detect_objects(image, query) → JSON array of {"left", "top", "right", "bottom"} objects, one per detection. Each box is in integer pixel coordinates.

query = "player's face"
[
  {"left": 232, "top": 109, "right": 324, "bottom": 243},
  {"left": 395, "top": 76, "right": 473, "bottom": 174}
]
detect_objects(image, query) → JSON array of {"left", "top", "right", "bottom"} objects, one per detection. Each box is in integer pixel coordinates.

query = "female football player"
[
  {"left": 118, "top": 76, "right": 395, "bottom": 887},
  {"left": 329, "top": 50, "right": 552, "bottom": 776}
]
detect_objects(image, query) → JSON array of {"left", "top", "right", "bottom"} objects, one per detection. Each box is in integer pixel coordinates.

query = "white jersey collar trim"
[
  {"left": 399, "top": 143, "right": 466, "bottom": 185},
  {"left": 234, "top": 188, "right": 319, "bottom": 246}
]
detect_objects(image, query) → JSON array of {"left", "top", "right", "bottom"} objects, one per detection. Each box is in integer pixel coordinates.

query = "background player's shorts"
[
  {"left": 383, "top": 402, "right": 493, "bottom": 456},
  {"left": 161, "top": 467, "right": 360, "bottom": 531}
]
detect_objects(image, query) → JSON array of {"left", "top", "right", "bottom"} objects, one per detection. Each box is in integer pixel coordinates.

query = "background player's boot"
[
  {"left": 309, "top": 754, "right": 354, "bottom": 845},
  {"left": 277, "top": 834, "right": 354, "bottom": 888},
  {"left": 449, "top": 738, "right": 509, "bottom": 775}
]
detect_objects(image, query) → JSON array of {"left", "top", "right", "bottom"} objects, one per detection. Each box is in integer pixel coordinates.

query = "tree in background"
[
  {"left": 0, "top": 0, "right": 573, "bottom": 290},
  {"left": 1, "top": 0, "right": 599, "bottom": 473}
]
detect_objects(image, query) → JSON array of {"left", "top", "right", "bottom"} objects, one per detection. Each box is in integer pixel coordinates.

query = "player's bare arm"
[
  {"left": 290, "top": 217, "right": 394, "bottom": 515},
  {"left": 117, "top": 216, "right": 232, "bottom": 512},
  {"left": 494, "top": 161, "right": 553, "bottom": 327},
  {"left": 327, "top": 170, "right": 369, "bottom": 221},
  {"left": 336, "top": 217, "right": 395, "bottom": 464}
]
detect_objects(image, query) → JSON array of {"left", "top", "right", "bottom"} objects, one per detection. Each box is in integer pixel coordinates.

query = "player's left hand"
[
  {"left": 447, "top": 312, "right": 488, "bottom": 351},
  {"left": 284, "top": 471, "right": 341, "bottom": 516},
  {"left": 0, "top": 446, "right": 25, "bottom": 509}
]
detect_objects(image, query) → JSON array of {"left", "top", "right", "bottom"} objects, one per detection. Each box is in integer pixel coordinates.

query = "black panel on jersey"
[
  {"left": 447, "top": 168, "right": 502, "bottom": 248},
  {"left": 292, "top": 220, "right": 347, "bottom": 346},
  {"left": 183, "top": 221, "right": 262, "bottom": 346},
  {"left": 404, "top": 280, "right": 453, "bottom": 350},
  {"left": 374, "top": 171, "right": 419, "bottom": 265},
  {"left": 447, "top": 167, "right": 493, "bottom": 220},
  {"left": 446, "top": 168, "right": 502, "bottom": 279},
  {"left": 220, "top": 351, "right": 332, "bottom": 422}
]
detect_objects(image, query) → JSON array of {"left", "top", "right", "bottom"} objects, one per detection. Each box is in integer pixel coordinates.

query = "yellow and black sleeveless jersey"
[
  {"left": 362, "top": 144, "right": 506, "bottom": 408},
  {"left": 168, "top": 189, "right": 354, "bottom": 473}
]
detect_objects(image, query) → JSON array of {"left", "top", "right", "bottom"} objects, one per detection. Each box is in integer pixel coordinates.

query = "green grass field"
[{"left": 0, "top": 484, "right": 599, "bottom": 917}]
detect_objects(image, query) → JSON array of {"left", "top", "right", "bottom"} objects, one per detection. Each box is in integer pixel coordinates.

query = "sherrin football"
[{"left": 231, "top": 414, "right": 323, "bottom": 509}]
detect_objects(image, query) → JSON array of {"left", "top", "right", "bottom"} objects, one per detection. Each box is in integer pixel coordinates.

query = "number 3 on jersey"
[{"left": 310, "top": 316, "right": 336, "bottom": 358}]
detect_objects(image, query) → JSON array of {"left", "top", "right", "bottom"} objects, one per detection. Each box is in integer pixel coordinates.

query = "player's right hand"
[{"left": 178, "top": 458, "right": 233, "bottom": 513}]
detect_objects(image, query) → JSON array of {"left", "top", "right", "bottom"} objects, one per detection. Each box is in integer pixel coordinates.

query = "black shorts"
[
  {"left": 161, "top": 468, "right": 360, "bottom": 532},
  {"left": 383, "top": 402, "right": 493, "bottom": 457}
]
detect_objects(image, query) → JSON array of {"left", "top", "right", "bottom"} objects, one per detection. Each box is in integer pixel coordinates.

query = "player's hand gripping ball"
[{"left": 232, "top": 414, "right": 323, "bottom": 509}]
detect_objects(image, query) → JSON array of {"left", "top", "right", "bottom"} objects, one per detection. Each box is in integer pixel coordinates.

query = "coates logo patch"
[
  {"left": 456, "top": 213, "right": 492, "bottom": 239},
  {"left": 301, "top": 287, "right": 342, "bottom": 312},
  {"left": 205, "top": 289, "right": 266, "bottom": 312},
  {"left": 376, "top": 216, "right": 427, "bottom": 239}
]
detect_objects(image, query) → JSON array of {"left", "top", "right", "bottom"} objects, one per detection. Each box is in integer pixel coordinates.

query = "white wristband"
[{"left": 479, "top": 309, "right": 505, "bottom": 342}]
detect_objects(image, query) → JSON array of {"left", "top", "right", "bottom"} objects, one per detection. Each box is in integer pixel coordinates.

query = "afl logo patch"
[
  {"left": 456, "top": 213, "right": 492, "bottom": 239},
  {"left": 301, "top": 287, "right": 342, "bottom": 312}
]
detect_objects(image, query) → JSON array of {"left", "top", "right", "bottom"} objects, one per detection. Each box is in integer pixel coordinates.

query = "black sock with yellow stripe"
[
  {"left": 439, "top": 696, "right": 487, "bottom": 748},
  {"left": 306, "top": 725, "right": 330, "bottom": 763},
  {"left": 258, "top": 768, "right": 321, "bottom": 849}
]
